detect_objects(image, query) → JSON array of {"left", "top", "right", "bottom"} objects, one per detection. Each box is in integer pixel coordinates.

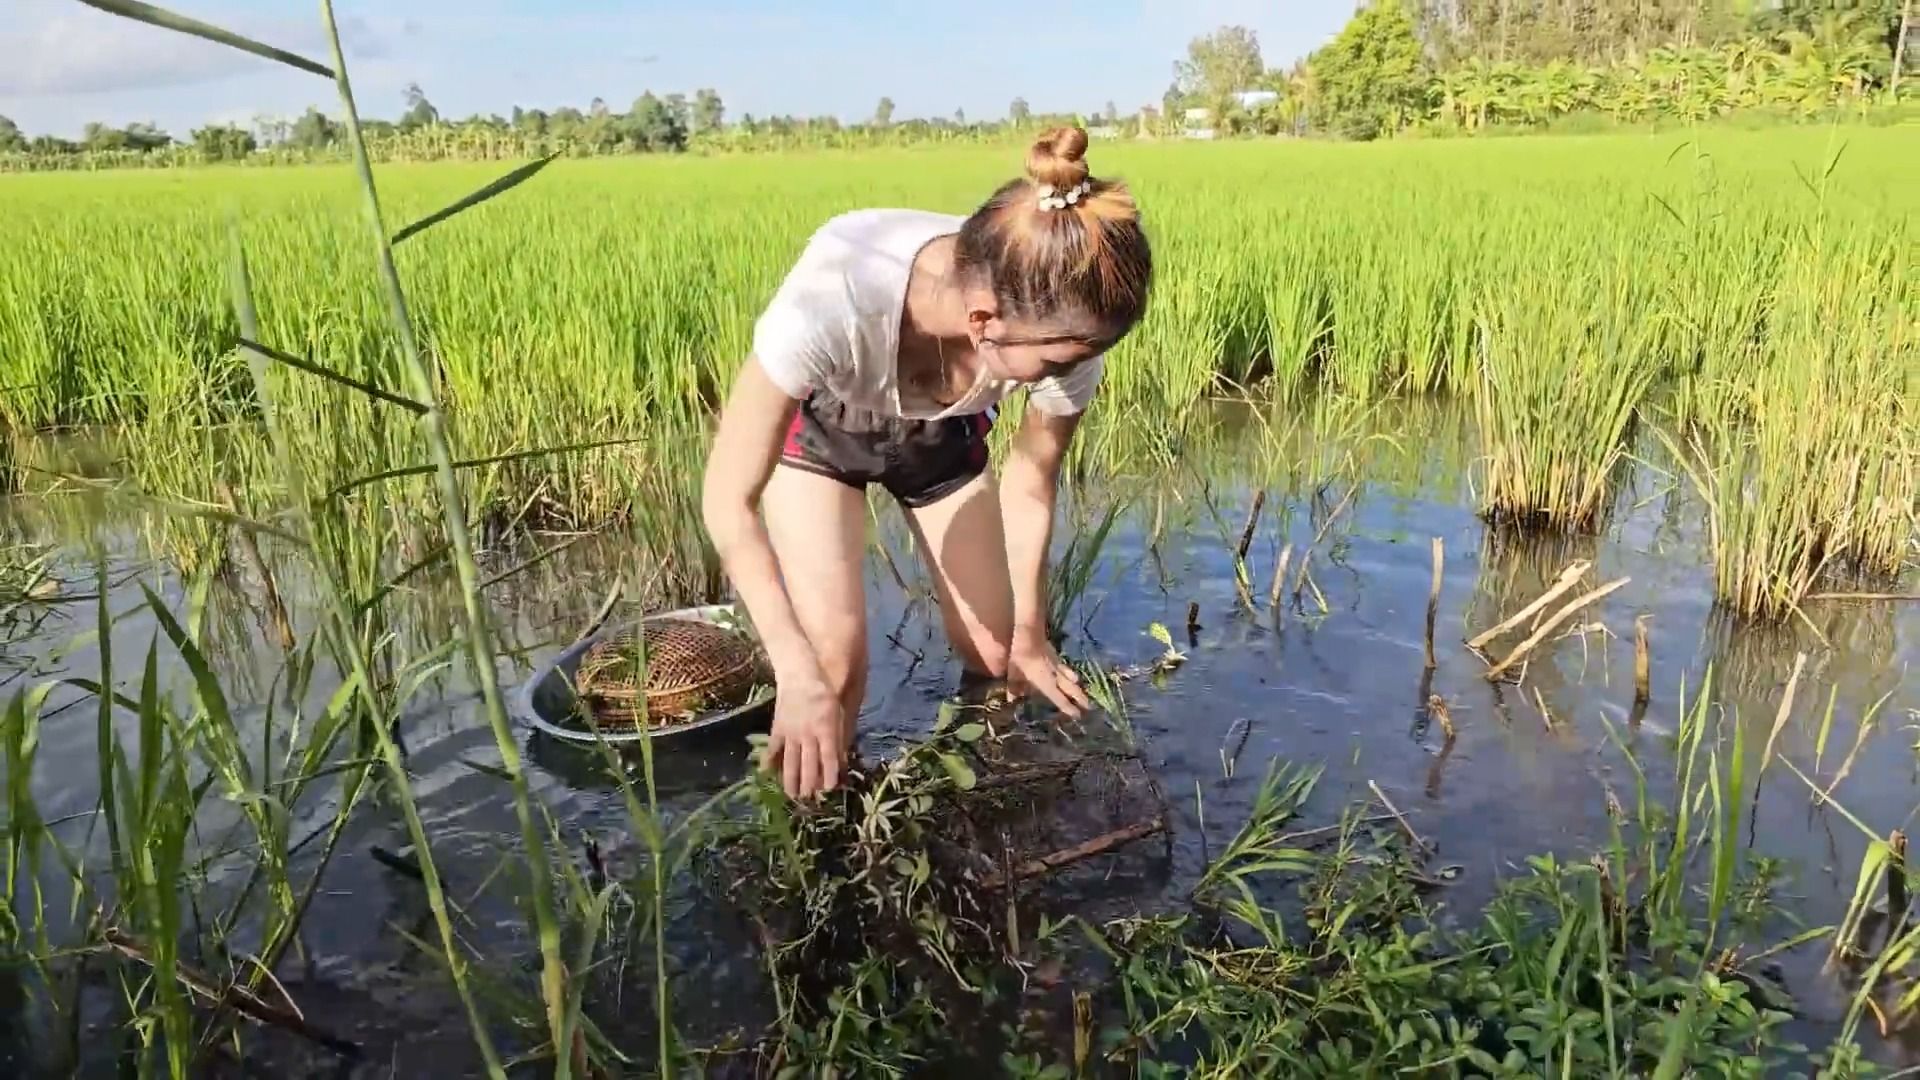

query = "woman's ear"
[
  {"left": 963, "top": 284, "right": 999, "bottom": 343},
  {"left": 966, "top": 306, "right": 997, "bottom": 345}
]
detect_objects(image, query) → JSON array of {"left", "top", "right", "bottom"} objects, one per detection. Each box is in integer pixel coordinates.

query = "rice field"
[{"left": 2, "top": 125, "right": 1914, "bottom": 616}]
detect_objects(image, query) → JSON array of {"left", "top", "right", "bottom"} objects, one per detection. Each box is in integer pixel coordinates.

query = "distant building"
[
  {"left": 1086, "top": 125, "right": 1121, "bottom": 139},
  {"left": 1180, "top": 91, "right": 1277, "bottom": 138}
]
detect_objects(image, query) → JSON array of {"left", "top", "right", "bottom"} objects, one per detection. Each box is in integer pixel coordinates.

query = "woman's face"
[{"left": 968, "top": 306, "right": 1106, "bottom": 385}]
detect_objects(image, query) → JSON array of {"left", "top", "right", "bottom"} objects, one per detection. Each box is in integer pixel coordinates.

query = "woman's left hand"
[{"left": 1007, "top": 629, "right": 1091, "bottom": 719}]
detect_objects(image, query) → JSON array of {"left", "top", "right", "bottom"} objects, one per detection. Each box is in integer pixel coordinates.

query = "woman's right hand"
[{"left": 763, "top": 672, "right": 845, "bottom": 800}]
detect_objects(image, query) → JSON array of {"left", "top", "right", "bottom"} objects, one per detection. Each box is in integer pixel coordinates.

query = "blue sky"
[{"left": 1, "top": 0, "right": 1355, "bottom": 138}]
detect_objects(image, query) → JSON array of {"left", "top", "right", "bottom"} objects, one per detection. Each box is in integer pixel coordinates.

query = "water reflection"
[{"left": 2, "top": 397, "right": 1915, "bottom": 1068}]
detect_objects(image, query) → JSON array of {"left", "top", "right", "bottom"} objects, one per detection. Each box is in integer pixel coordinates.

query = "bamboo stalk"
[
  {"left": 1482, "top": 576, "right": 1630, "bottom": 680},
  {"left": 1468, "top": 559, "right": 1592, "bottom": 651}
]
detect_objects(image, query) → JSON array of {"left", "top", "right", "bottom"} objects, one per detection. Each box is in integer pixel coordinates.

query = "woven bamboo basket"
[{"left": 573, "top": 616, "right": 768, "bottom": 728}]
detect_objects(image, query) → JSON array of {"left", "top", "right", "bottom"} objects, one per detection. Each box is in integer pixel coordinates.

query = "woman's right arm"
[{"left": 701, "top": 357, "right": 844, "bottom": 799}]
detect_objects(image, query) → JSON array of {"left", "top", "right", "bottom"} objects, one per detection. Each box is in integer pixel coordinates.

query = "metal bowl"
[{"left": 513, "top": 604, "right": 775, "bottom": 746}]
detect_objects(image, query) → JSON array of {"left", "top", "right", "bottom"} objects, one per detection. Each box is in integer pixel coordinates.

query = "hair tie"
[{"left": 1035, "top": 180, "right": 1090, "bottom": 212}]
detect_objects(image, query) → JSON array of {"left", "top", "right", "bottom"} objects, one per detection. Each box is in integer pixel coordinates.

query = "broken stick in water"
[
  {"left": 1269, "top": 542, "right": 1294, "bottom": 611},
  {"left": 980, "top": 816, "right": 1167, "bottom": 889},
  {"left": 1483, "top": 576, "right": 1630, "bottom": 681},
  {"left": 1424, "top": 537, "right": 1443, "bottom": 669},
  {"left": 1231, "top": 492, "right": 1265, "bottom": 609},
  {"left": 104, "top": 927, "right": 360, "bottom": 1058},
  {"left": 1220, "top": 717, "right": 1253, "bottom": 778},
  {"left": 1468, "top": 559, "right": 1593, "bottom": 651},
  {"left": 1235, "top": 491, "right": 1265, "bottom": 566},
  {"left": 1633, "top": 614, "right": 1651, "bottom": 707},
  {"left": 1889, "top": 830, "right": 1910, "bottom": 948},
  {"left": 1758, "top": 651, "right": 1808, "bottom": 778},
  {"left": 1369, "top": 780, "right": 1431, "bottom": 856}
]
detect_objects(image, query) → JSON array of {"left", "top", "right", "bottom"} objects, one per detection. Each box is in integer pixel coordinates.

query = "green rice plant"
[
  {"left": 1472, "top": 252, "right": 1662, "bottom": 529},
  {"left": 1660, "top": 234, "right": 1918, "bottom": 620},
  {"left": 3, "top": 128, "right": 1914, "bottom": 584}
]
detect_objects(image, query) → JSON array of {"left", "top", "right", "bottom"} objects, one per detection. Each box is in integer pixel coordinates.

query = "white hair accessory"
[{"left": 1035, "top": 180, "right": 1091, "bottom": 211}]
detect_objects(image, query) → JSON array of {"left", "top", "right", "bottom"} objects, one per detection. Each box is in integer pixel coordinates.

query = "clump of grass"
[
  {"left": 1471, "top": 255, "right": 1661, "bottom": 530},
  {"left": 1662, "top": 235, "right": 1917, "bottom": 620}
]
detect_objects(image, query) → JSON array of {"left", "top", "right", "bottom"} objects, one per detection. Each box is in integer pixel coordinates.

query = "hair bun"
[{"left": 1025, "top": 125, "right": 1090, "bottom": 191}]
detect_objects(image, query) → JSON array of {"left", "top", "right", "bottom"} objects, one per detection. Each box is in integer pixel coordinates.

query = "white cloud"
[{"left": 0, "top": 0, "right": 384, "bottom": 97}]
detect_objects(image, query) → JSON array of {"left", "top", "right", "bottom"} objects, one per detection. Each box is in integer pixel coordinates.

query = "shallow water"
[{"left": 3, "top": 400, "right": 1917, "bottom": 1074}]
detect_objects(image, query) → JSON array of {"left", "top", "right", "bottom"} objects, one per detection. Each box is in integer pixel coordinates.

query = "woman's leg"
[
  {"left": 762, "top": 463, "right": 871, "bottom": 747},
  {"left": 903, "top": 472, "right": 1015, "bottom": 680}
]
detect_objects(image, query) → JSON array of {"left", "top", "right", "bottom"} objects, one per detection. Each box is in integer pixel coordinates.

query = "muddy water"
[{"left": 3, "top": 401, "right": 1917, "bottom": 1074}]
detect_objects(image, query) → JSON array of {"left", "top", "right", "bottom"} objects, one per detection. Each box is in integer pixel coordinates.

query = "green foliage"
[
  {"left": 288, "top": 106, "right": 339, "bottom": 150},
  {"left": 1311, "top": 1, "right": 1432, "bottom": 140},
  {"left": 1175, "top": 25, "right": 1266, "bottom": 101},
  {"left": 189, "top": 123, "right": 257, "bottom": 162},
  {"left": 692, "top": 87, "right": 725, "bottom": 133},
  {"left": 399, "top": 82, "right": 440, "bottom": 131},
  {"left": 627, "top": 91, "right": 689, "bottom": 152}
]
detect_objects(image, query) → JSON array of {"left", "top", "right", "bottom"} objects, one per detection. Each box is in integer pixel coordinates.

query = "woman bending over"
[{"left": 702, "top": 126, "right": 1153, "bottom": 800}]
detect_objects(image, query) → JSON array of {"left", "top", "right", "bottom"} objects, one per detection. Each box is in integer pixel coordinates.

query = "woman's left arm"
[{"left": 1000, "top": 403, "right": 1092, "bottom": 716}]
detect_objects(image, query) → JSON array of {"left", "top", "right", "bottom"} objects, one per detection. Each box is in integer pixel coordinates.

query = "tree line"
[
  {"left": 1172, "top": 0, "right": 1910, "bottom": 139},
  {"left": 1, "top": 0, "right": 1909, "bottom": 171}
]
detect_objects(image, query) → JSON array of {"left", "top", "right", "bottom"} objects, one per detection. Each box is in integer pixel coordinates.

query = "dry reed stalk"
[
  {"left": 1758, "top": 651, "right": 1808, "bottom": 777},
  {"left": 1235, "top": 491, "right": 1265, "bottom": 564},
  {"left": 1889, "top": 830, "right": 1910, "bottom": 932},
  {"left": 1468, "top": 559, "right": 1592, "bottom": 651},
  {"left": 1368, "top": 780, "right": 1430, "bottom": 855},
  {"left": 1633, "top": 614, "right": 1651, "bottom": 706},
  {"left": 1425, "top": 537, "right": 1443, "bottom": 669},
  {"left": 1236, "top": 490, "right": 1267, "bottom": 599},
  {"left": 1269, "top": 542, "right": 1294, "bottom": 610},
  {"left": 1428, "top": 693, "right": 1455, "bottom": 743},
  {"left": 215, "top": 478, "right": 294, "bottom": 651},
  {"left": 1483, "top": 576, "right": 1630, "bottom": 680},
  {"left": 103, "top": 927, "right": 359, "bottom": 1057}
]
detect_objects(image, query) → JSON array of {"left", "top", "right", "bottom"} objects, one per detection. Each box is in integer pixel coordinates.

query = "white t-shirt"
[{"left": 751, "top": 209, "right": 1104, "bottom": 420}]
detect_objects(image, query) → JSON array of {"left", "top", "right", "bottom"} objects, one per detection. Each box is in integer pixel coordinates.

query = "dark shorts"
[{"left": 780, "top": 394, "right": 994, "bottom": 509}]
